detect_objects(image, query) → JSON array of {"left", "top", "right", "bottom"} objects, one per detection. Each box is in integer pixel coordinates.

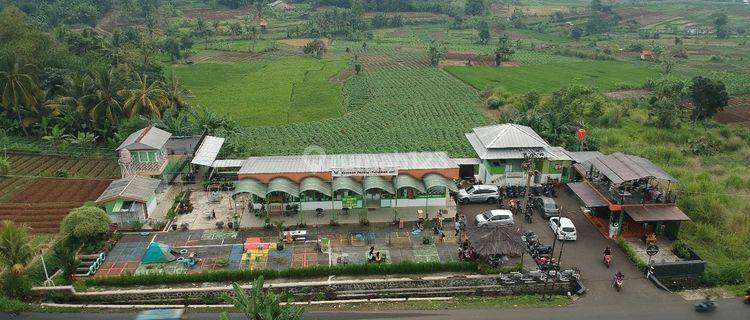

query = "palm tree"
[
  {"left": 83, "top": 68, "right": 125, "bottom": 125},
  {"left": 118, "top": 73, "right": 168, "bottom": 118},
  {"left": 0, "top": 63, "right": 42, "bottom": 135},
  {"left": 0, "top": 221, "right": 36, "bottom": 284},
  {"left": 164, "top": 70, "right": 192, "bottom": 111},
  {"left": 221, "top": 276, "right": 304, "bottom": 320}
]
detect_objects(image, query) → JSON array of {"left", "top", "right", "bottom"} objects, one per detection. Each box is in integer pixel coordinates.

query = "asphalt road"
[{"left": 5, "top": 298, "right": 747, "bottom": 320}]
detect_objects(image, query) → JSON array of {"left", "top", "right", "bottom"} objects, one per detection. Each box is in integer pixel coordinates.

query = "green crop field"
[
  {"left": 445, "top": 61, "right": 659, "bottom": 93},
  {"left": 171, "top": 56, "right": 348, "bottom": 126},
  {"left": 238, "top": 48, "right": 487, "bottom": 156}
]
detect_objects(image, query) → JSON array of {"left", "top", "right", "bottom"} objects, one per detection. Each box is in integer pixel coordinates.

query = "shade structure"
[
  {"left": 625, "top": 205, "right": 690, "bottom": 222},
  {"left": 584, "top": 152, "right": 677, "bottom": 184},
  {"left": 232, "top": 179, "right": 268, "bottom": 199},
  {"left": 363, "top": 176, "right": 395, "bottom": 194},
  {"left": 141, "top": 242, "right": 177, "bottom": 264},
  {"left": 267, "top": 177, "right": 300, "bottom": 197},
  {"left": 423, "top": 173, "right": 458, "bottom": 192},
  {"left": 300, "top": 176, "right": 332, "bottom": 197},
  {"left": 567, "top": 182, "right": 608, "bottom": 207},
  {"left": 332, "top": 176, "right": 363, "bottom": 195},
  {"left": 393, "top": 174, "right": 426, "bottom": 193},
  {"left": 466, "top": 225, "right": 525, "bottom": 257}
]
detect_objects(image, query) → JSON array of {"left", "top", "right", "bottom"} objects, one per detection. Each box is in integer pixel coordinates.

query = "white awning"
[{"left": 191, "top": 136, "right": 225, "bottom": 167}]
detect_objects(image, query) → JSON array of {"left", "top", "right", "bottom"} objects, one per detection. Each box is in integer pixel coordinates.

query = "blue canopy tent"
[{"left": 142, "top": 242, "right": 177, "bottom": 264}]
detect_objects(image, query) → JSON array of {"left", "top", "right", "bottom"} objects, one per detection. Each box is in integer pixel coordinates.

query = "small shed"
[{"left": 96, "top": 176, "right": 161, "bottom": 225}]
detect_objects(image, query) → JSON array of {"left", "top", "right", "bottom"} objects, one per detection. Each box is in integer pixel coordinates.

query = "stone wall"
[{"left": 33, "top": 273, "right": 576, "bottom": 304}]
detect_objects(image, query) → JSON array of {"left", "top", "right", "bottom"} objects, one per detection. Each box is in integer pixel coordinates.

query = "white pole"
[{"left": 40, "top": 252, "right": 52, "bottom": 286}]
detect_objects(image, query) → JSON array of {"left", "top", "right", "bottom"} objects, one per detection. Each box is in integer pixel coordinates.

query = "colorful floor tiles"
[{"left": 95, "top": 261, "right": 139, "bottom": 277}]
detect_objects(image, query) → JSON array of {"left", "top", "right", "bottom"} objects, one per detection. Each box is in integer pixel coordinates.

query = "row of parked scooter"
[
  {"left": 521, "top": 230, "right": 559, "bottom": 272},
  {"left": 500, "top": 184, "right": 558, "bottom": 199}
]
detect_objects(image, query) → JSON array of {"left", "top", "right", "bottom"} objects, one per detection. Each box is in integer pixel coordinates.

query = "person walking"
[{"left": 454, "top": 220, "right": 461, "bottom": 236}]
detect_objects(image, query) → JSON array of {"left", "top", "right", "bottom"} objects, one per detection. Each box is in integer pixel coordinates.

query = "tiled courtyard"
[{"left": 95, "top": 222, "right": 461, "bottom": 278}]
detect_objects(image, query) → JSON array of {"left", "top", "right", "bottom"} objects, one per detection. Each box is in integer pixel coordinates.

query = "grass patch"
[
  {"left": 445, "top": 60, "right": 657, "bottom": 94},
  {"left": 171, "top": 56, "right": 348, "bottom": 126},
  {"left": 86, "top": 261, "right": 480, "bottom": 287},
  {"left": 0, "top": 295, "right": 30, "bottom": 313}
]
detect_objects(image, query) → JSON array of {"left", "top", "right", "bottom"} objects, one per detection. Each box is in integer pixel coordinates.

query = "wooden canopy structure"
[{"left": 466, "top": 225, "right": 526, "bottom": 257}]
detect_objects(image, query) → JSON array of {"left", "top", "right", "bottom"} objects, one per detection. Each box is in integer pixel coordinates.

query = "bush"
[
  {"left": 0, "top": 158, "right": 9, "bottom": 175},
  {"left": 60, "top": 206, "right": 111, "bottom": 245},
  {"left": 53, "top": 169, "right": 69, "bottom": 177},
  {"left": 0, "top": 295, "right": 29, "bottom": 313},
  {"left": 86, "top": 261, "right": 479, "bottom": 287},
  {"left": 671, "top": 240, "right": 692, "bottom": 259},
  {"left": 616, "top": 238, "right": 647, "bottom": 271}
]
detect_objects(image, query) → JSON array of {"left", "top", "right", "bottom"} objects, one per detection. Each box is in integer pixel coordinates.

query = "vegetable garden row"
[
  {"left": 0, "top": 202, "right": 81, "bottom": 233},
  {"left": 9, "top": 178, "right": 111, "bottom": 203},
  {"left": 6, "top": 153, "right": 120, "bottom": 179},
  {"left": 240, "top": 48, "right": 486, "bottom": 157}
]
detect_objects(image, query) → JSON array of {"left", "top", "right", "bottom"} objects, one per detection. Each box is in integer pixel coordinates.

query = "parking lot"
[{"left": 457, "top": 187, "right": 677, "bottom": 305}]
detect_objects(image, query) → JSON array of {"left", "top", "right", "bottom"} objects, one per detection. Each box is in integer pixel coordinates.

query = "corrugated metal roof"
[
  {"left": 584, "top": 152, "right": 677, "bottom": 184},
  {"left": 300, "top": 177, "right": 332, "bottom": 197},
  {"left": 423, "top": 173, "right": 458, "bottom": 192},
  {"left": 332, "top": 177, "right": 363, "bottom": 195},
  {"left": 363, "top": 176, "right": 395, "bottom": 194},
  {"left": 467, "top": 131, "right": 571, "bottom": 161},
  {"left": 393, "top": 174, "right": 426, "bottom": 193},
  {"left": 239, "top": 152, "right": 457, "bottom": 174},
  {"left": 267, "top": 177, "right": 299, "bottom": 196},
  {"left": 625, "top": 206, "right": 690, "bottom": 222},
  {"left": 472, "top": 124, "right": 550, "bottom": 149},
  {"left": 212, "top": 159, "right": 245, "bottom": 168},
  {"left": 563, "top": 150, "right": 604, "bottom": 164},
  {"left": 232, "top": 179, "right": 267, "bottom": 199},
  {"left": 451, "top": 158, "right": 481, "bottom": 165},
  {"left": 116, "top": 126, "right": 172, "bottom": 151},
  {"left": 96, "top": 176, "right": 161, "bottom": 204},
  {"left": 567, "top": 182, "right": 608, "bottom": 207},
  {"left": 191, "top": 136, "right": 225, "bottom": 167}
]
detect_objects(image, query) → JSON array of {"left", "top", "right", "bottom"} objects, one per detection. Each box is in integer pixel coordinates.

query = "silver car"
[
  {"left": 533, "top": 197, "right": 560, "bottom": 219},
  {"left": 475, "top": 209, "right": 515, "bottom": 227},
  {"left": 457, "top": 185, "right": 500, "bottom": 204}
]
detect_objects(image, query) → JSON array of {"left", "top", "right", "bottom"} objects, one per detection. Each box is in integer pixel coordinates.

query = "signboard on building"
[{"left": 331, "top": 167, "right": 398, "bottom": 177}]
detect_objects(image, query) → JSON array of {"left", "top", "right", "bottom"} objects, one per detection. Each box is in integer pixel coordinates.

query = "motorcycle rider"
[
  {"left": 603, "top": 246, "right": 612, "bottom": 256},
  {"left": 613, "top": 271, "right": 624, "bottom": 287}
]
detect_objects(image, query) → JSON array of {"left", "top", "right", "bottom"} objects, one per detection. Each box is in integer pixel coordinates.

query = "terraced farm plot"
[
  {"left": 445, "top": 60, "right": 658, "bottom": 94},
  {"left": 10, "top": 178, "right": 111, "bottom": 203},
  {"left": 6, "top": 153, "right": 119, "bottom": 179},
  {"left": 0, "top": 202, "right": 82, "bottom": 233},
  {"left": 1, "top": 153, "right": 118, "bottom": 233}
]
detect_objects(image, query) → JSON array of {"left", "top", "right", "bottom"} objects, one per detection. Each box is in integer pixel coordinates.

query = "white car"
[
  {"left": 549, "top": 217, "right": 577, "bottom": 241},
  {"left": 475, "top": 209, "right": 515, "bottom": 227}
]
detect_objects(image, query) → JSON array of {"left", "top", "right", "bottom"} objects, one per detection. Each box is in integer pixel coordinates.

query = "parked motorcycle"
[
  {"left": 694, "top": 298, "right": 717, "bottom": 312},
  {"left": 529, "top": 243, "right": 553, "bottom": 255},
  {"left": 521, "top": 230, "right": 538, "bottom": 244},
  {"left": 603, "top": 254, "right": 612, "bottom": 268},
  {"left": 743, "top": 289, "right": 750, "bottom": 304}
]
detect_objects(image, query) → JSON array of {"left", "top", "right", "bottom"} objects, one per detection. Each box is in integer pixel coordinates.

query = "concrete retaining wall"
[{"left": 33, "top": 274, "right": 575, "bottom": 304}]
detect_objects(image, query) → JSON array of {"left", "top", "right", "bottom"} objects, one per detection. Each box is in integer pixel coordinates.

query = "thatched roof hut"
[{"left": 466, "top": 225, "right": 525, "bottom": 257}]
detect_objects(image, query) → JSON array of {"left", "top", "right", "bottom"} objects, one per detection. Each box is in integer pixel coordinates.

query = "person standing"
[{"left": 454, "top": 220, "right": 461, "bottom": 236}]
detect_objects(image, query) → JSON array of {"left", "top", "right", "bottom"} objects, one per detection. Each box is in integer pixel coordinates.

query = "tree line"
[{"left": 0, "top": 6, "right": 195, "bottom": 150}]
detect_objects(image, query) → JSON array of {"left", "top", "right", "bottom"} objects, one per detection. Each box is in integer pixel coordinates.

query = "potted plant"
[
  {"left": 276, "top": 241, "right": 285, "bottom": 250},
  {"left": 422, "top": 236, "right": 431, "bottom": 245}
]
